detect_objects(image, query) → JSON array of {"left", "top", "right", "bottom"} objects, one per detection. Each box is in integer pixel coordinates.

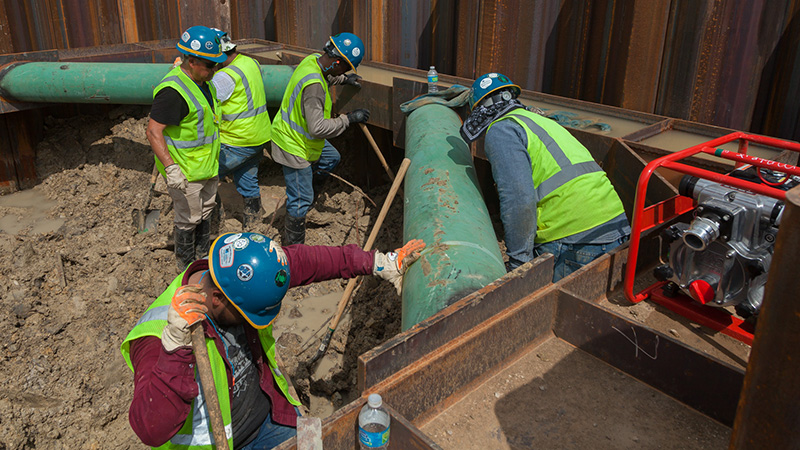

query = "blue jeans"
[
  {"left": 239, "top": 408, "right": 300, "bottom": 450},
  {"left": 282, "top": 140, "right": 340, "bottom": 218},
  {"left": 534, "top": 236, "right": 626, "bottom": 282},
  {"left": 219, "top": 143, "right": 263, "bottom": 199}
]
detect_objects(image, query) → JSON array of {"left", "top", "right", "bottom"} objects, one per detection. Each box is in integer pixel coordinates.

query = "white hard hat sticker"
[
  {"left": 352, "top": 47, "right": 360, "bottom": 57},
  {"left": 479, "top": 78, "right": 492, "bottom": 89},
  {"left": 224, "top": 233, "right": 242, "bottom": 244},
  {"left": 191, "top": 40, "right": 201, "bottom": 51},
  {"left": 219, "top": 243, "right": 234, "bottom": 268},
  {"left": 237, "top": 264, "right": 254, "bottom": 282},
  {"left": 182, "top": 32, "right": 190, "bottom": 42},
  {"left": 344, "top": 39, "right": 352, "bottom": 46}
]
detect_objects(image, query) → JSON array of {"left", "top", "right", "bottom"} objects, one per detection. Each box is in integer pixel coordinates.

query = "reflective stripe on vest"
[
  {"left": 219, "top": 65, "right": 268, "bottom": 121},
  {"left": 161, "top": 76, "right": 219, "bottom": 150},
  {"left": 271, "top": 54, "right": 332, "bottom": 161},
  {"left": 509, "top": 113, "right": 603, "bottom": 199},
  {"left": 280, "top": 72, "right": 325, "bottom": 140},
  {"left": 218, "top": 55, "right": 271, "bottom": 147}
]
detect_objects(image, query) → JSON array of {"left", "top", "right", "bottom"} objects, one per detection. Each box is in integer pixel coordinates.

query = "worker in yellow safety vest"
[
  {"left": 270, "top": 32, "right": 370, "bottom": 245},
  {"left": 147, "top": 25, "right": 225, "bottom": 271},
  {"left": 121, "top": 232, "right": 425, "bottom": 449},
  {"left": 210, "top": 30, "right": 272, "bottom": 228},
  {"left": 461, "top": 73, "right": 631, "bottom": 282}
]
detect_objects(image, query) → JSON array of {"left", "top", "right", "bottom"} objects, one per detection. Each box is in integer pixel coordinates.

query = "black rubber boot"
[
  {"left": 194, "top": 219, "right": 211, "bottom": 261},
  {"left": 242, "top": 196, "right": 262, "bottom": 229},
  {"left": 174, "top": 227, "right": 196, "bottom": 271},
  {"left": 284, "top": 214, "right": 306, "bottom": 245}
]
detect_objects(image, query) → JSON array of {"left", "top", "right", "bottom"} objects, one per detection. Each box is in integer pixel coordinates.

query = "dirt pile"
[{"left": 0, "top": 106, "right": 404, "bottom": 449}]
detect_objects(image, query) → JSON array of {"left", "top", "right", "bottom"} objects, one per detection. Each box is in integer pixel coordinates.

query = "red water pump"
[{"left": 624, "top": 132, "right": 800, "bottom": 345}]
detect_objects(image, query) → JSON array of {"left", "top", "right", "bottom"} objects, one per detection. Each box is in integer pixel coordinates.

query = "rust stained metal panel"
[
  {"left": 554, "top": 292, "right": 745, "bottom": 426},
  {"left": 731, "top": 185, "right": 800, "bottom": 448},
  {"left": 274, "top": 0, "right": 349, "bottom": 49},
  {"left": 230, "top": 0, "right": 275, "bottom": 41},
  {"left": 370, "top": 288, "right": 560, "bottom": 424},
  {"left": 0, "top": 1, "right": 12, "bottom": 54},
  {"left": 453, "top": 0, "right": 479, "bottom": 80},
  {"left": 358, "top": 255, "right": 554, "bottom": 392},
  {"left": 178, "top": 0, "right": 230, "bottom": 33}
]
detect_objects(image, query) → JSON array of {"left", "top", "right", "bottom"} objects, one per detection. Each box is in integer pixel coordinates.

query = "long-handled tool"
[
  {"left": 359, "top": 123, "right": 396, "bottom": 181},
  {"left": 190, "top": 324, "right": 230, "bottom": 450},
  {"left": 132, "top": 164, "right": 162, "bottom": 233},
  {"left": 307, "top": 158, "right": 411, "bottom": 367}
]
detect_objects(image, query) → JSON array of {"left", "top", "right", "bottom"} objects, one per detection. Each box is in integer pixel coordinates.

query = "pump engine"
[{"left": 654, "top": 175, "right": 789, "bottom": 319}]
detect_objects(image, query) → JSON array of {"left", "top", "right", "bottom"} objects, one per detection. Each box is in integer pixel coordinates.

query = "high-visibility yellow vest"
[
  {"left": 153, "top": 67, "right": 221, "bottom": 182},
  {"left": 270, "top": 54, "right": 332, "bottom": 162},
  {"left": 218, "top": 54, "right": 272, "bottom": 147},
  {"left": 120, "top": 272, "right": 301, "bottom": 449},
  {"left": 490, "top": 109, "right": 625, "bottom": 243}
]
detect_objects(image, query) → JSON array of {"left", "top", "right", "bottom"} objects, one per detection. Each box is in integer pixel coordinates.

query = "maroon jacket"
[{"left": 128, "top": 244, "right": 375, "bottom": 447}]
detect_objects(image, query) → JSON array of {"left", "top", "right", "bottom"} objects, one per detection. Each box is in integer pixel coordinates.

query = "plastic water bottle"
[
  {"left": 358, "top": 393, "right": 390, "bottom": 449},
  {"left": 427, "top": 66, "right": 439, "bottom": 93}
]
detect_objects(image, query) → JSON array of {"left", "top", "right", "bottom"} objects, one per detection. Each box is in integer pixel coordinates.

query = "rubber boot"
[
  {"left": 284, "top": 214, "right": 306, "bottom": 245},
  {"left": 242, "top": 196, "right": 262, "bottom": 229},
  {"left": 194, "top": 219, "right": 211, "bottom": 261},
  {"left": 174, "top": 227, "right": 196, "bottom": 271}
]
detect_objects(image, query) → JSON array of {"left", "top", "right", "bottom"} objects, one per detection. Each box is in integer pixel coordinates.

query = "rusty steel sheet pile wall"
[{"left": 0, "top": 1, "right": 799, "bottom": 139}]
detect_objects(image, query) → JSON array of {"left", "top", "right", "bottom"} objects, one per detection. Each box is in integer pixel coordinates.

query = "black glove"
[
  {"left": 344, "top": 73, "right": 362, "bottom": 88},
  {"left": 347, "top": 109, "right": 370, "bottom": 124}
]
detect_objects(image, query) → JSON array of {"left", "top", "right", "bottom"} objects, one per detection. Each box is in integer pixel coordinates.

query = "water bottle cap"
[
  {"left": 429, "top": 66, "right": 435, "bottom": 70},
  {"left": 367, "top": 393, "right": 382, "bottom": 408}
]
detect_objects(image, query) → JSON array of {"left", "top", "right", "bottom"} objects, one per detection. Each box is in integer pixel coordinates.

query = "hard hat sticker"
[
  {"left": 275, "top": 269, "right": 288, "bottom": 287},
  {"left": 219, "top": 243, "right": 234, "bottom": 268},
  {"left": 479, "top": 78, "right": 492, "bottom": 89},
  {"left": 352, "top": 47, "right": 360, "bottom": 57},
  {"left": 224, "top": 233, "right": 242, "bottom": 244},
  {"left": 233, "top": 238, "right": 249, "bottom": 250},
  {"left": 237, "top": 264, "right": 254, "bottom": 282},
  {"left": 205, "top": 41, "right": 214, "bottom": 50},
  {"left": 191, "top": 40, "right": 201, "bottom": 51},
  {"left": 250, "top": 234, "right": 266, "bottom": 243},
  {"left": 344, "top": 39, "right": 352, "bottom": 46},
  {"left": 182, "top": 32, "right": 190, "bottom": 42}
]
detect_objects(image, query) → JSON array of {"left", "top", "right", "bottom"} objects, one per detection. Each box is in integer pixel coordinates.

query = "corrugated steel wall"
[{"left": 0, "top": 0, "right": 799, "bottom": 140}]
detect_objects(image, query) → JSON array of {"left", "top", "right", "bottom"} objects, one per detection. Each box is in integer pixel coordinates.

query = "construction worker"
[
  {"left": 146, "top": 25, "right": 226, "bottom": 270},
  {"left": 271, "top": 32, "right": 370, "bottom": 245},
  {"left": 210, "top": 30, "right": 271, "bottom": 228},
  {"left": 461, "top": 73, "right": 630, "bottom": 282},
  {"left": 121, "top": 232, "right": 425, "bottom": 449}
]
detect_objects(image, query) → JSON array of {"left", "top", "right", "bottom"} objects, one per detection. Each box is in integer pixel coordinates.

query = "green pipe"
[
  {"left": 0, "top": 62, "right": 293, "bottom": 106},
  {"left": 402, "top": 103, "right": 506, "bottom": 330}
]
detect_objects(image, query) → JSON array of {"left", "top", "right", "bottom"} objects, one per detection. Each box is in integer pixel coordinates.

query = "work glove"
[
  {"left": 165, "top": 164, "right": 188, "bottom": 192},
  {"left": 161, "top": 284, "right": 208, "bottom": 352},
  {"left": 373, "top": 239, "right": 426, "bottom": 295},
  {"left": 346, "top": 109, "right": 370, "bottom": 125},
  {"left": 343, "top": 73, "right": 362, "bottom": 88}
]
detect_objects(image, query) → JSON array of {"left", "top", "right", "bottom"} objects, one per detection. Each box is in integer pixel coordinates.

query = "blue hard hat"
[
  {"left": 176, "top": 26, "right": 227, "bottom": 63},
  {"left": 470, "top": 73, "right": 521, "bottom": 109},
  {"left": 208, "top": 232, "right": 291, "bottom": 329},
  {"left": 330, "top": 32, "right": 364, "bottom": 72}
]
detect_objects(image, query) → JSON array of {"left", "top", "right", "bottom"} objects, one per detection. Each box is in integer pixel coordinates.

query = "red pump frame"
[{"left": 624, "top": 131, "right": 800, "bottom": 346}]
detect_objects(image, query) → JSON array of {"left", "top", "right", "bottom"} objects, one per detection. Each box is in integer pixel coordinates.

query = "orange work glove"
[
  {"left": 373, "top": 239, "right": 426, "bottom": 295},
  {"left": 161, "top": 284, "right": 208, "bottom": 352}
]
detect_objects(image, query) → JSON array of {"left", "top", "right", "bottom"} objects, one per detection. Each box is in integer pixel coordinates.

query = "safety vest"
[
  {"left": 120, "top": 272, "right": 301, "bottom": 450},
  {"left": 218, "top": 54, "right": 272, "bottom": 147},
  {"left": 153, "top": 67, "right": 221, "bottom": 182},
  {"left": 270, "top": 54, "right": 332, "bottom": 162},
  {"left": 490, "top": 109, "right": 625, "bottom": 243}
]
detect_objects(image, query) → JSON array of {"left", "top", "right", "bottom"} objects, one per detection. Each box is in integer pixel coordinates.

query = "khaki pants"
[{"left": 168, "top": 176, "right": 218, "bottom": 230}]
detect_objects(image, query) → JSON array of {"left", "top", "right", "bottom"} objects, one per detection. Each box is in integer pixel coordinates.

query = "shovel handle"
[{"left": 190, "top": 323, "right": 230, "bottom": 450}]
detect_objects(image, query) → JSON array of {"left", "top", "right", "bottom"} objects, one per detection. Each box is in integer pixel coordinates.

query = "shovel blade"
[{"left": 142, "top": 209, "right": 161, "bottom": 233}]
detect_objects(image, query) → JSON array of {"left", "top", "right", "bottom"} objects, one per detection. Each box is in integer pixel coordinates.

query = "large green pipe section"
[
  {"left": 402, "top": 103, "right": 506, "bottom": 330},
  {"left": 0, "top": 62, "right": 294, "bottom": 106}
]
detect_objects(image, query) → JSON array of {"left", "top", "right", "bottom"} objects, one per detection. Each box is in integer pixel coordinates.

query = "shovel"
[{"left": 133, "top": 165, "right": 162, "bottom": 233}]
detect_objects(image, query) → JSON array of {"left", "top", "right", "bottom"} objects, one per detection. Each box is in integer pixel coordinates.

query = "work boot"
[
  {"left": 194, "top": 219, "right": 211, "bottom": 261},
  {"left": 174, "top": 226, "right": 196, "bottom": 271},
  {"left": 284, "top": 214, "right": 306, "bottom": 245},
  {"left": 242, "top": 196, "right": 262, "bottom": 229}
]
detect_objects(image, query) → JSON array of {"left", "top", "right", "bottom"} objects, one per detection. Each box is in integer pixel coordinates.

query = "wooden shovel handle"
[{"left": 190, "top": 323, "right": 230, "bottom": 450}]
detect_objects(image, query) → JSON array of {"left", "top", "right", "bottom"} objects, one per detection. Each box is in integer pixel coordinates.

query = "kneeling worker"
[
  {"left": 121, "top": 232, "right": 425, "bottom": 448},
  {"left": 461, "top": 73, "right": 630, "bottom": 282},
  {"left": 271, "top": 32, "right": 370, "bottom": 245}
]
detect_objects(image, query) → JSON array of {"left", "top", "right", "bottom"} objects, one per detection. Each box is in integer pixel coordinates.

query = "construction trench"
[{"left": 0, "top": 39, "right": 798, "bottom": 450}]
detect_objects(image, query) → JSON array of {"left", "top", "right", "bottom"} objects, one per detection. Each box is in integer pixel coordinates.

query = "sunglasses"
[{"left": 191, "top": 57, "right": 217, "bottom": 69}]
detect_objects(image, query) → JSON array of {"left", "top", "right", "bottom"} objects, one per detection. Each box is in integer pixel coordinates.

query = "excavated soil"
[{"left": 0, "top": 106, "right": 403, "bottom": 449}]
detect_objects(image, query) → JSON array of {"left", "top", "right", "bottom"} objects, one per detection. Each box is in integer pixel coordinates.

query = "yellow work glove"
[
  {"left": 161, "top": 285, "right": 208, "bottom": 352},
  {"left": 373, "top": 239, "right": 426, "bottom": 295}
]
